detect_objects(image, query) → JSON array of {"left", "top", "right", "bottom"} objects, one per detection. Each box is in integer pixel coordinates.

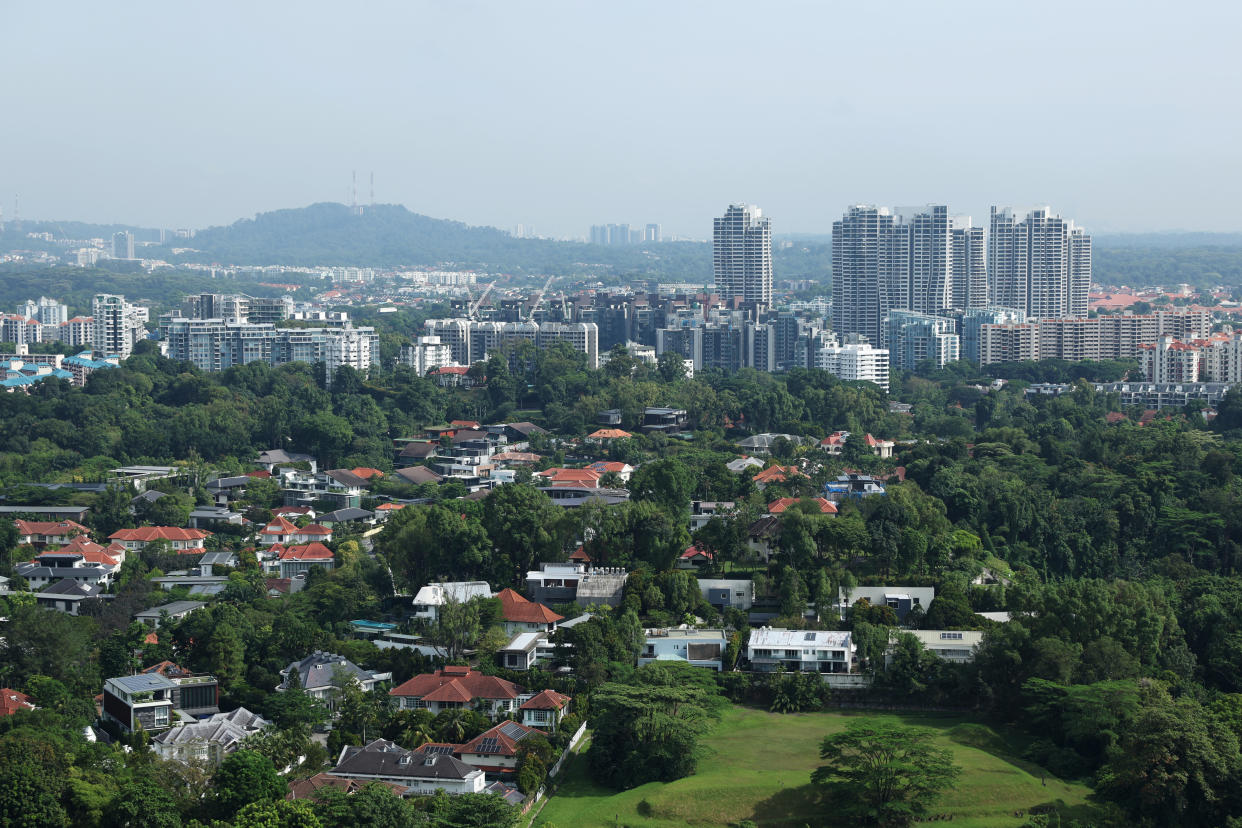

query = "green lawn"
[{"left": 532, "top": 706, "right": 1104, "bottom": 828}]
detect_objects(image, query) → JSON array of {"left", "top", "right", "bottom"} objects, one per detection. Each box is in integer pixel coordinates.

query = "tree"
[
  {"left": 586, "top": 676, "right": 721, "bottom": 789},
  {"left": 0, "top": 733, "right": 68, "bottom": 827},
  {"left": 657, "top": 350, "right": 687, "bottom": 383},
  {"left": 424, "top": 790, "right": 520, "bottom": 828},
  {"left": 811, "top": 720, "right": 960, "bottom": 827},
  {"left": 426, "top": 595, "right": 481, "bottom": 661},
  {"left": 312, "top": 782, "right": 417, "bottom": 828},
  {"left": 629, "top": 458, "right": 695, "bottom": 515},
  {"left": 107, "top": 779, "right": 183, "bottom": 828},
  {"left": 1097, "top": 688, "right": 1239, "bottom": 827},
  {"left": 209, "top": 750, "right": 287, "bottom": 819},
  {"left": 233, "top": 798, "right": 323, "bottom": 828}
]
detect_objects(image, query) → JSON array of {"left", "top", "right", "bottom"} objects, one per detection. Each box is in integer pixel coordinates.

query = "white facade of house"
[
  {"left": 412, "top": 581, "right": 493, "bottom": 621},
  {"left": 747, "top": 628, "right": 855, "bottom": 673},
  {"left": 900, "top": 630, "right": 984, "bottom": 663},
  {"left": 638, "top": 628, "right": 729, "bottom": 671}
]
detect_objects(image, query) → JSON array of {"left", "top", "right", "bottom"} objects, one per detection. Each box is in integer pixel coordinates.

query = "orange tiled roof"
[
  {"left": 496, "top": 588, "right": 564, "bottom": 625},
  {"left": 15, "top": 519, "right": 90, "bottom": 538},
  {"left": 0, "top": 688, "right": 34, "bottom": 717},
  {"left": 109, "top": 527, "right": 210, "bottom": 542},
  {"left": 768, "top": 497, "right": 837, "bottom": 515},
  {"left": 276, "top": 542, "right": 334, "bottom": 561},
  {"left": 588, "top": 428, "right": 632, "bottom": 439},
  {"left": 389, "top": 667, "right": 520, "bottom": 702},
  {"left": 753, "top": 465, "right": 806, "bottom": 483}
]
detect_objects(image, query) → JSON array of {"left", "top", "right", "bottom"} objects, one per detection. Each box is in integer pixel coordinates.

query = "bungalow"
[
  {"left": 690, "top": 501, "right": 737, "bottom": 532},
  {"left": 496, "top": 588, "right": 563, "bottom": 635},
  {"left": 537, "top": 468, "right": 602, "bottom": 487},
  {"left": 496, "top": 632, "right": 551, "bottom": 672},
  {"left": 864, "top": 433, "right": 896, "bottom": 459},
  {"left": 412, "top": 581, "right": 493, "bottom": 622},
  {"left": 697, "top": 578, "right": 754, "bottom": 611},
  {"left": 746, "top": 516, "right": 781, "bottom": 562},
  {"left": 101, "top": 670, "right": 220, "bottom": 734},
  {"left": 820, "top": 431, "right": 848, "bottom": 455},
  {"left": 677, "top": 544, "right": 714, "bottom": 570},
  {"left": 332, "top": 740, "right": 486, "bottom": 796},
  {"left": 431, "top": 365, "right": 478, "bottom": 388},
  {"left": 277, "top": 652, "right": 391, "bottom": 705},
  {"left": 518, "top": 689, "right": 572, "bottom": 732},
  {"left": 824, "top": 474, "right": 886, "bottom": 503},
  {"left": 388, "top": 667, "right": 521, "bottom": 719},
  {"left": 898, "top": 630, "right": 984, "bottom": 663},
  {"left": 767, "top": 497, "right": 838, "bottom": 516},
  {"left": 255, "top": 449, "right": 317, "bottom": 474},
  {"left": 752, "top": 465, "right": 808, "bottom": 488},
  {"left": 152, "top": 707, "right": 269, "bottom": 766},
  {"left": 736, "top": 433, "right": 801, "bottom": 455},
  {"left": 109, "top": 527, "right": 211, "bottom": 554},
  {"left": 838, "top": 586, "right": 934, "bottom": 622},
  {"left": 259, "top": 516, "right": 333, "bottom": 546},
  {"left": 586, "top": 428, "right": 632, "bottom": 443},
  {"left": 316, "top": 507, "right": 374, "bottom": 529},
  {"left": 134, "top": 600, "right": 206, "bottom": 628},
  {"left": 396, "top": 441, "right": 438, "bottom": 467},
  {"left": 455, "top": 721, "right": 543, "bottom": 776},
  {"left": 272, "top": 542, "right": 336, "bottom": 579},
  {"left": 726, "top": 456, "right": 764, "bottom": 474},
  {"left": 14, "top": 519, "right": 90, "bottom": 547},
  {"left": 537, "top": 485, "right": 629, "bottom": 508},
  {"left": 584, "top": 460, "right": 634, "bottom": 483},
  {"left": 641, "top": 407, "right": 687, "bottom": 434},
  {"left": 17, "top": 547, "right": 120, "bottom": 589},
  {"left": 394, "top": 466, "right": 445, "bottom": 487},
  {"left": 205, "top": 475, "right": 250, "bottom": 507},
  {"left": 526, "top": 562, "right": 628, "bottom": 608},
  {"left": 34, "top": 579, "right": 107, "bottom": 614},
  {"left": 0, "top": 688, "right": 35, "bottom": 717},
  {"left": 639, "top": 627, "right": 729, "bottom": 671},
  {"left": 747, "top": 628, "right": 855, "bottom": 674}
]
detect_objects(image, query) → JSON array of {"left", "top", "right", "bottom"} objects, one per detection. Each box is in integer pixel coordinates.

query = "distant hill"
[{"left": 161, "top": 202, "right": 714, "bottom": 277}]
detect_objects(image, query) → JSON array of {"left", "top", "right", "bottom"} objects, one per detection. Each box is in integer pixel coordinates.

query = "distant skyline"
[{"left": 3, "top": 1, "right": 1241, "bottom": 238}]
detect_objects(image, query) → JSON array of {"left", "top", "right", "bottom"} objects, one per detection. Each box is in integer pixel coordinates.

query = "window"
[
  {"left": 940, "top": 632, "right": 963, "bottom": 640},
  {"left": 152, "top": 706, "right": 170, "bottom": 727}
]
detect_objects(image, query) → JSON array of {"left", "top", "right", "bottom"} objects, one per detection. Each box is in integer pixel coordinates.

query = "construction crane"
[
  {"left": 526, "top": 275, "right": 555, "bottom": 323},
  {"left": 468, "top": 281, "right": 496, "bottom": 319}
]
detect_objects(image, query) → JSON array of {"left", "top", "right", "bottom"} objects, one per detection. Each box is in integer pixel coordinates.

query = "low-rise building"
[
  {"left": 152, "top": 707, "right": 269, "bottom": 765},
  {"left": 898, "top": 630, "right": 985, "bottom": 663},
  {"left": 109, "top": 527, "right": 211, "bottom": 554},
  {"left": 134, "top": 601, "right": 206, "bottom": 628},
  {"left": 33, "top": 578, "right": 107, "bottom": 614},
  {"left": 824, "top": 474, "right": 886, "bottom": 503},
  {"left": 388, "top": 667, "right": 522, "bottom": 719},
  {"left": 747, "top": 628, "right": 855, "bottom": 673},
  {"left": 838, "top": 586, "right": 935, "bottom": 622},
  {"left": 525, "top": 562, "right": 627, "bottom": 608},
  {"left": 518, "top": 690, "right": 572, "bottom": 732},
  {"left": 101, "top": 671, "right": 220, "bottom": 734},
  {"left": 14, "top": 519, "right": 90, "bottom": 547},
  {"left": 412, "top": 581, "right": 493, "bottom": 621},
  {"left": 639, "top": 627, "right": 729, "bottom": 671},
  {"left": 697, "top": 578, "right": 754, "bottom": 611},
  {"left": 332, "top": 740, "right": 486, "bottom": 796},
  {"left": 495, "top": 588, "right": 563, "bottom": 635},
  {"left": 455, "top": 721, "right": 543, "bottom": 776},
  {"left": 277, "top": 652, "right": 391, "bottom": 705}
]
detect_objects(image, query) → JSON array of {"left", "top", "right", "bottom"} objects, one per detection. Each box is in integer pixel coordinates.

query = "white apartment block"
[
  {"left": 55, "top": 317, "right": 94, "bottom": 347},
  {"left": 19, "top": 297, "right": 68, "bottom": 327},
  {"left": 398, "top": 335, "right": 455, "bottom": 375},
  {"left": 422, "top": 319, "right": 599, "bottom": 369},
  {"left": 976, "top": 311, "right": 1212, "bottom": 366},
  {"left": 977, "top": 323, "right": 1040, "bottom": 365},
  {"left": 713, "top": 204, "right": 773, "bottom": 307},
  {"left": 814, "top": 342, "right": 890, "bottom": 391},
  {"left": 0, "top": 315, "right": 42, "bottom": 345},
  {"left": 988, "top": 207, "right": 1091, "bottom": 320},
  {"left": 92, "top": 294, "right": 147, "bottom": 359},
  {"left": 1140, "top": 337, "right": 1200, "bottom": 383},
  {"left": 159, "top": 316, "right": 378, "bottom": 378}
]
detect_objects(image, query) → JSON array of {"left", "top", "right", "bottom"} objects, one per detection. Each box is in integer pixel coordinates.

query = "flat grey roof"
[
  {"left": 109, "top": 673, "right": 177, "bottom": 693},
  {"left": 134, "top": 601, "right": 205, "bottom": 618}
]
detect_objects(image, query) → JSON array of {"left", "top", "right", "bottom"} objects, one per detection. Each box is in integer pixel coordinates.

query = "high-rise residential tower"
[
  {"left": 112, "top": 231, "right": 134, "bottom": 260},
  {"left": 833, "top": 205, "right": 986, "bottom": 344},
  {"left": 988, "top": 207, "right": 1091, "bottom": 320},
  {"left": 713, "top": 204, "right": 773, "bottom": 307}
]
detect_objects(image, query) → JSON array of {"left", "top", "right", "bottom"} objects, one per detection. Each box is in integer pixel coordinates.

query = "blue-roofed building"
[
  {"left": 62, "top": 352, "right": 119, "bottom": 386},
  {"left": 824, "top": 473, "right": 887, "bottom": 503}
]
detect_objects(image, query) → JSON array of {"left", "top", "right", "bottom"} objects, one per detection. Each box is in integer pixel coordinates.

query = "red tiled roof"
[
  {"left": 0, "top": 688, "right": 34, "bottom": 717},
  {"left": 586, "top": 461, "right": 629, "bottom": 473},
  {"left": 450, "top": 420, "right": 481, "bottom": 429},
  {"left": 56, "top": 536, "right": 121, "bottom": 566},
  {"left": 496, "top": 588, "right": 564, "bottom": 625},
  {"left": 262, "top": 516, "right": 298, "bottom": 534},
  {"left": 245, "top": 470, "right": 273, "bottom": 479},
  {"left": 588, "top": 428, "right": 632, "bottom": 439},
  {"left": 375, "top": 503, "right": 404, "bottom": 511},
  {"left": 277, "top": 542, "right": 334, "bottom": 561},
  {"left": 350, "top": 467, "right": 384, "bottom": 480},
  {"left": 519, "top": 689, "right": 571, "bottom": 711},
  {"left": 680, "top": 545, "right": 713, "bottom": 561},
  {"left": 434, "top": 366, "right": 470, "bottom": 375},
  {"left": 767, "top": 497, "right": 837, "bottom": 515},
  {"left": 300, "top": 524, "right": 332, "bottom": 535},
  {"left": 457, "top": 721, "right": 540, "bottom": 757},
  {"left": 287, "top": 773, "right": 405, "bottom": 800},
  {"left": 569, "top": 546, "right": 591, "bottom": 562},
  {"left": 389, "top": 668, "right": 520, "bottom": 702},
  {"left": 109, "top": 527, "right": 211, "bottom": 542},
  {"left": 753, "top": 465, "right": 806, "bottom": 483},
  {"left": 538, "top": 468, "right": 602, "bottom": 483},
  {"left": 15, "top": 519, "right": 90, "bottom": 538}
]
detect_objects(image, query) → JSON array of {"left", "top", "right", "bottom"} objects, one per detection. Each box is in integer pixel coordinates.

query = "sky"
[{"left": 3, "top": 1, "right": 1241, "bottom": 239}]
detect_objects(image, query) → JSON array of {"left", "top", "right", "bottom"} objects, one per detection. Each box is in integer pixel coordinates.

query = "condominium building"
[
  {"left": 0, "top": 315, "right": 41, "bottom": 346},
  {"left": 813, "top": 342, "right": 890, "bottom": 391},
  {"left": 988, "top": 207, "right": 1091, "bottom": 320},
  {"left": 398, "top": 336, "right": 455, "bottom": 375},
  {"left": 182, "top": 293, "right": 294, "bottom": 324},
  {"left": 159, "top": 316, "right": 378, "bottom": 378},
  {"left": 883, "top": 310, "right": 960, "bottom": 371},
  {"left": 18, "top": 297, "right": 68, "bottom": 327},
  {"left": 422, "top": 319, "right": 598, "bottom": 368},
  {"left": 54, "top": 317, "right": 94, "bottom": 348},
  {"left": 960, "top": 307, "right": 1026, "bottom": 363},
  {"left": 1140, "top": 336, "right": 1200, "bottom": 383},
  {"left": 832, "top": 205, "right": 984, "bottom": 346},
  {"left": 112, "top": 231, "right": 135, "bottom": 260},
  {"left": 92, "top": 294, "right": 147, "bottom": 359},
  {"left": 977, "top": 323, "right": 1040, "bottom": 365},
  {"left": 713, "top": 204, "right": 773, "bottom": 307}
]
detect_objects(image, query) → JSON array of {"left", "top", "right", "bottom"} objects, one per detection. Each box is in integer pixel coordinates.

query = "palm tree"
[{"left": 434, "top": 709, "right": 468, "bottom": 743}]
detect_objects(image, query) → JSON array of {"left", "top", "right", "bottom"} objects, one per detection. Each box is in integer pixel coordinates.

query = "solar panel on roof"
[
  {"left": 478, "top": 737, "right": 500, "bottom": 753},
  {"left": 499, "top": 722, "right": 527, "bottom": 740},
  {"left": 424, "top": 744, "right": 453, "bottom": 755}
]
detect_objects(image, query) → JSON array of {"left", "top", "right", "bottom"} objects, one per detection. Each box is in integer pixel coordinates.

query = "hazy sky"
[{"left": 3, "top": 1, "right": 1241, "bottom": 239}]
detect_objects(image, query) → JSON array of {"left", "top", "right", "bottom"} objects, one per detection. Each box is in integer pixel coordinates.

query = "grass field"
[{"left": 531, "top": 706, "right": 1104, "bottom": 828}]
